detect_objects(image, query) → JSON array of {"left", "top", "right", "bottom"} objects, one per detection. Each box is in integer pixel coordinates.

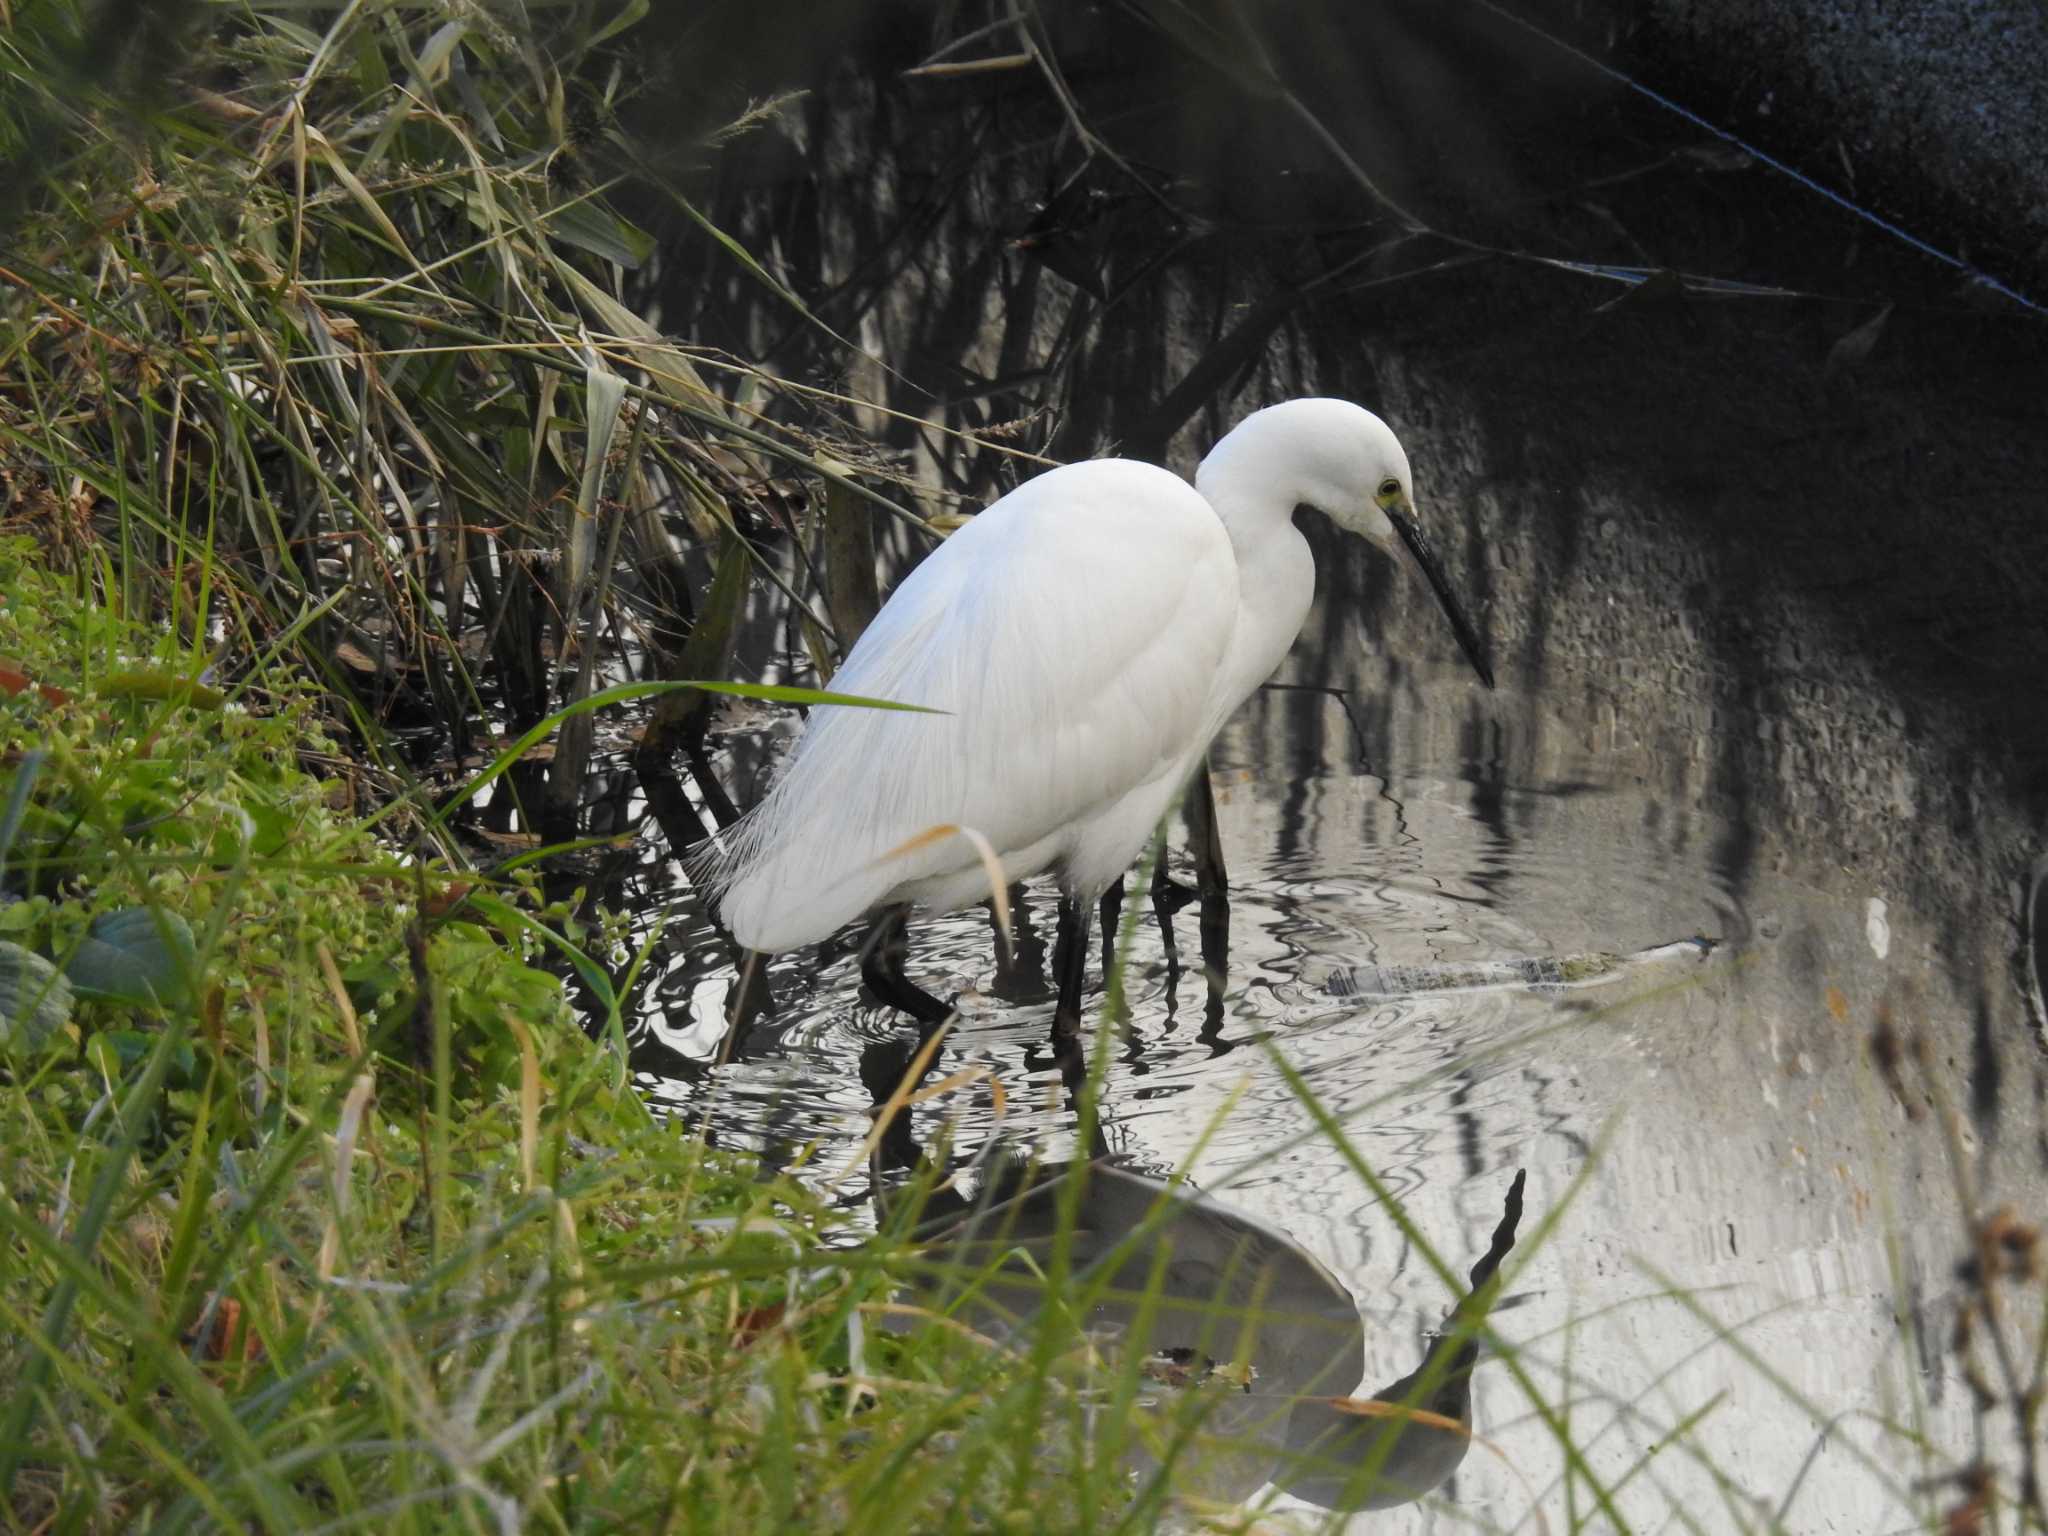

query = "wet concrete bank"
[{"left": 1517, "top": 0, "right": 2048, "bottom": 299}]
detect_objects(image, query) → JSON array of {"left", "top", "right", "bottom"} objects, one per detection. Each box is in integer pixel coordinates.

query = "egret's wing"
[{"left": 711, "top": 458, "right": 1236, "bottom": 951}]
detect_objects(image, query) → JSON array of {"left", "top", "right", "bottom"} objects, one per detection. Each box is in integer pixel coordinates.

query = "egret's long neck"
[{"left": 1195, "top": 449, "right": 1317, "bottom": 736}]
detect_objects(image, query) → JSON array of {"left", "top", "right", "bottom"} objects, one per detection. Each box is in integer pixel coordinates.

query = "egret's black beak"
[{"left": 1389, "top": 506, "right": 1494, "bottom": 690}]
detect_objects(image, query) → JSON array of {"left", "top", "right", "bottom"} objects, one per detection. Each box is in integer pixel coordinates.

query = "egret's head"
[
  {"left": 1202, "top": 398, "right": 1493, "bottom": 688},
  {"left": 1342, "top": 433, "right": 1493, "bottom": 691},
  {"left": 1299, "top": 411, "right": 1413, "bottom": 554}
]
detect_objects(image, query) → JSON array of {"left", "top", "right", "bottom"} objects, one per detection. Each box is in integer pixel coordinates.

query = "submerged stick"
[{"left": 1325, "top": 936, "right": 1717, "bottom": 1001}]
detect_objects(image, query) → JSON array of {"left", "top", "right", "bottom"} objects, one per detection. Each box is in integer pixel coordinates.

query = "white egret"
[{"left": 704, "top": 397, "right": 1492, "bottom": 1042}]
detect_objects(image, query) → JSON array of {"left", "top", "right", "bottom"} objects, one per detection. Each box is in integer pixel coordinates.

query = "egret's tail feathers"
[
  {"left": 687, "top": 800, "right": 895, "bottom": 954},
  {"left": 697, "top": 810, "right": 1010, "bottom": 954},
  {"left": 718, "top": 859, "right": 900, "bottom": 954}
]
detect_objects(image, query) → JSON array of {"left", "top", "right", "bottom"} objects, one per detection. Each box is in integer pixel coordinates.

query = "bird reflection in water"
[{"left": 893, "top": 1155, "right": 1529, "bottom": 1515}]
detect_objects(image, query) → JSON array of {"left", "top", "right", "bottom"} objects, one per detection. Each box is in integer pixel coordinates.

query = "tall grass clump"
[{"left": 0, "top": 0, "right": 914, "bottom": 822}]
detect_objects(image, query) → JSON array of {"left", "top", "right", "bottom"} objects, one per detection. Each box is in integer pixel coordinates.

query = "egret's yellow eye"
[{"left": 1376, "top": 477, "right": 1402, "bottom": 502}]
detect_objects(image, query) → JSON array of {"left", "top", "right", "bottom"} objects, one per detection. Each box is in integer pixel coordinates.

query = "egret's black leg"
[
  {"left": 1051, "top": 895, "right": 1089, "bottom": 1052},
  {"left": 857, "top": 906, "right": 953, "bottom": 1192},
  {"left": 1150, "top": 863, "right": 1194, "bottom": 966},
  {"left": 859, "top": 1030, "right": 944, "bottom": 1179},
  {"left": 1178, "top": 762, "right": 1234, "bottom": 1049},
  {"left": 1098, "top": 880, "right": 1123, "bottom": 972},
  {"left": 1186, "top": 759, "right": 1230, "bottom": 904},
  {"left": 858, "top": 904, "right": 951, "bottom": 1028},
  {"left": 1196, "top": 881, "right": 1232, "bottom": 1053},
  {"left": 1061, "top": 1025, "right": 1109, "bottom": 1160},
  {"left": 989, "top": 883, "right": 1050, "bottom": 1002},
  {"left": 718, "top": 948, "right": 773, "bottom": 1063}
]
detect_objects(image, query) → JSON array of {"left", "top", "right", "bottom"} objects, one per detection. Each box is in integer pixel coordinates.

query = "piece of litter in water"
[{"left": 1324, "top": 936, "right": 1716, "bottom": 1000}]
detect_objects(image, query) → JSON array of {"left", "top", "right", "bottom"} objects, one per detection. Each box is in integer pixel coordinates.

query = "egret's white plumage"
[{"left": 707, "top": 398, "right": 1484, "bottom": 956}]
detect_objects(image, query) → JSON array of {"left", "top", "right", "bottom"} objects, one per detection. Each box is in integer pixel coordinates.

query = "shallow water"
[{"left": 615, "top": 665, "right": 2015, "bottom": 1529}]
